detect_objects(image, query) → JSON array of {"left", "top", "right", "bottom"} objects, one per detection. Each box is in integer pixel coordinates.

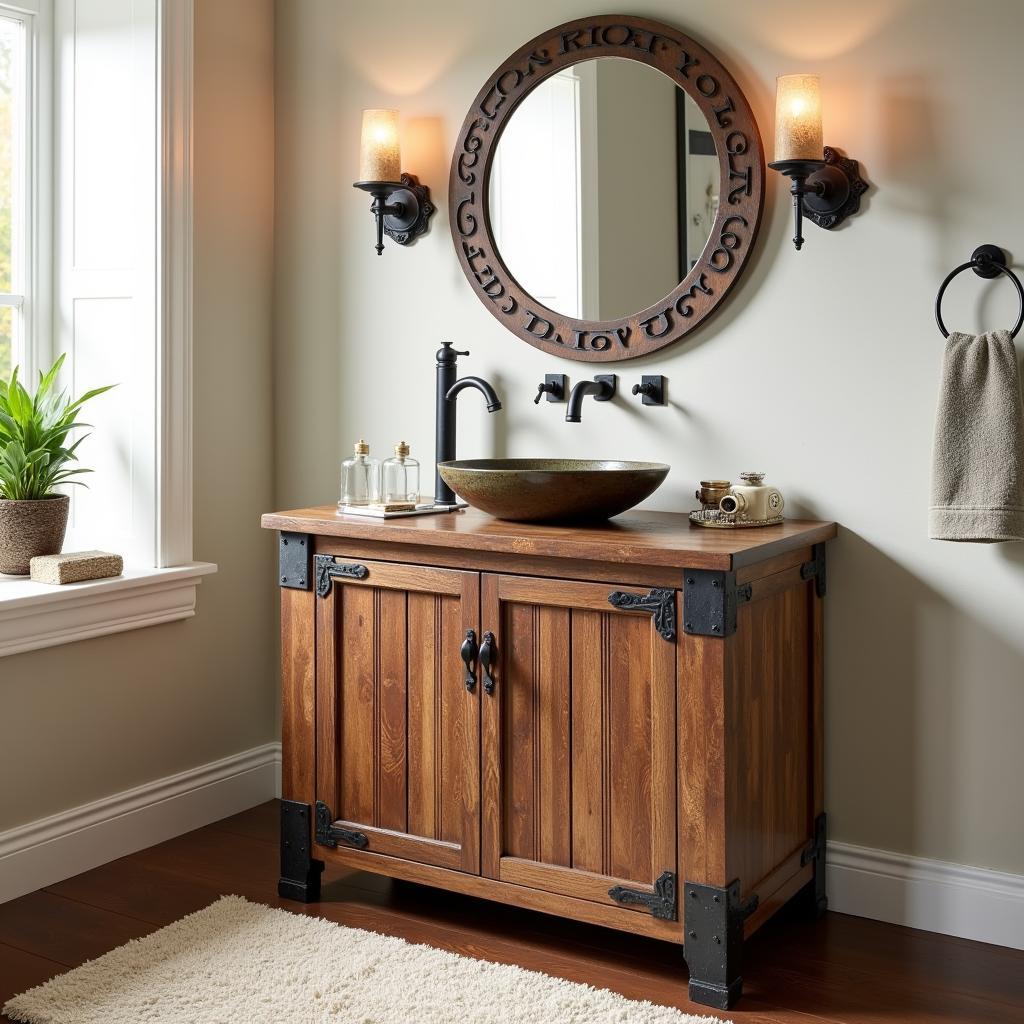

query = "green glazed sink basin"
[{"left": 437, "top": 459, "right": 669, "bottom": 523}]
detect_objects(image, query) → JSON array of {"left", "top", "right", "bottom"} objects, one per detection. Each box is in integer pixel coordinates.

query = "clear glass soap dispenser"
[
  {"left": 381, "top": 441, "right": 420, "bottom": 504},
  {"left": 339, "top": 440, "right": 380, "bottom": 507}
]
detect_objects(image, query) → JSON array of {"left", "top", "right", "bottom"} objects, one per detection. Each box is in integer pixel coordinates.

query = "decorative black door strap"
[
  {"left": 800, "top": 543, "right": 828, "bottom": 598},
  {"left": 314, "top": 554, "right": 369, "bottom": 597},
  {"left": 607, "top": 588, "right": 677, "bottom": 641},
  {"left": 608, "top": 870, "right": 677, "bottom": 920},
  {"left": 461, "top": 629, "right": 478, "bottom": 692},
  {"left": 314, "top": 800, "right": 369, "bottom": 849},
  {"left": 682, "top": 570, "right": 752, "bottom": 637},
  {"left": 278, "top": 532, "right": 312, "bottom": 590}
]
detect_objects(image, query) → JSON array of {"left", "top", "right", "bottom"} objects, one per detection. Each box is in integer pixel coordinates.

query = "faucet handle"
[
  {"left": 534, "top": 373, "right": 567, "bottom": 404},
  {"left": 437, "top": 342, "right": 470, "bottom": 364},
  {"left": 630, "top": 375, "right": 666, "bottom": 406}
]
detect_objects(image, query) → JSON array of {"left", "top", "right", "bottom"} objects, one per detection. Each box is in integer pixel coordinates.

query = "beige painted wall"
[
  {"left": 0, "top": 0, "right": 277, "bottom": 830},
  {"left": 274, "top": 0, "right": 1024, "bottom": 875}
]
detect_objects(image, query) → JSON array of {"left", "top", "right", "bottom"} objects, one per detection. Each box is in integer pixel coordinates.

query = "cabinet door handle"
[
  {"left": 480, "top": 631, "right": 497, "bottom": 695},
  {"left": 461, "top": 629, "right": 478, "bottom": 692}
]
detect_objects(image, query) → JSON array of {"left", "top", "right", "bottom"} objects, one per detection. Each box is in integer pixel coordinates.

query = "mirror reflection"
[{"left": 488, "top": 57, "right": 718, "bottom": 322}]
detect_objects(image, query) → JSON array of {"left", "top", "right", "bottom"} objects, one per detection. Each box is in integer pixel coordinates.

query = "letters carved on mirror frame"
[{"left": 450, "top": 15, "right": 766, "bottom": 362}]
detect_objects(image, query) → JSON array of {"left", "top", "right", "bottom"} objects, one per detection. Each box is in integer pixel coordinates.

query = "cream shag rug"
[{"left": 3, "top": 896, "right": 729, "bottom": 1024}]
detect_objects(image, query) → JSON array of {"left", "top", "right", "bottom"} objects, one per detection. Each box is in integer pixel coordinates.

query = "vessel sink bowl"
[{"left": 437, "top": 459, "right": 669, "bottom": 523}]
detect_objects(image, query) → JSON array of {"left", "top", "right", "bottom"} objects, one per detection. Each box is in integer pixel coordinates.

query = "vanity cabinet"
[{"left": 262, "top": 507, "right": 837, "bottom": 1010}]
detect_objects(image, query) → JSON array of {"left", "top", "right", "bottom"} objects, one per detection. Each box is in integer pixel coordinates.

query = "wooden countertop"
[{"left": 261, "top": 506, "right": 837, "bottom": 571}]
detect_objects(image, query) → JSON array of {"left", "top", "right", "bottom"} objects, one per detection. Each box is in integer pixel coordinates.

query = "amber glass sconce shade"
[
  {"left": 353, "top": 108, "right": 435, "bottom": 255},
  {"left": 767, "top": 75, "right": 867, "bottom": 251}
]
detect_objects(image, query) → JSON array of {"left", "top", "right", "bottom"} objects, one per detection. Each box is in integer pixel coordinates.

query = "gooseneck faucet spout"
[
  {"left": 565, "top": 375, "right": 617, "bottom": 423},
  {"left": 435, "top": 343, "right": 503, "bottom": 505},
  {"left": 446, "top": 376, "right": 502, "bottom": 412}
]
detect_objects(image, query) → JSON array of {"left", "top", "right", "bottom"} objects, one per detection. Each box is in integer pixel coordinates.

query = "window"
[
  {"left": 0, "top": 2, "right": 42, "bottom": 382},
  {"left": 0, "top": 14, "right": 24, "bottom": 379},
  {"left": 0, "top": 0, "right": 215, "bottom": 657}
]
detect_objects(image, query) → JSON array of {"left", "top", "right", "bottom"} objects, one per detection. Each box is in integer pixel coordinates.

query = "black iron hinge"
[
  {"left": 314, "top": 800, "right": 369, "bottom": 849},
  {"left": 314, "top": 555, "right": 369, "bottom": 597},
  {"left": 608, "top": 870, "right": 677, "bottom": 920},
  {"left": 682, "top": 570, "right": 752, "bottom": 637},
  {"left": 279, "top": 532, "right": 312, "bottom": 590},
  {"left": 800, "top": 543, "right": 827, "bottom": 598},
  {"left": 607, "top": 588, "right": 677, "bottom": 642}
]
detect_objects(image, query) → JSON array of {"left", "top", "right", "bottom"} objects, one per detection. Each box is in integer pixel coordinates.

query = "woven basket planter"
[{"left": 0, "top": 495, "right": 70, "bottom": 575}]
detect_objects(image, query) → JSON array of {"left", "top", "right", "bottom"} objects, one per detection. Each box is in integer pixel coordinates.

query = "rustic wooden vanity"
[{"left": 261, "top": 506, "right": 836, "bottom": 1009}]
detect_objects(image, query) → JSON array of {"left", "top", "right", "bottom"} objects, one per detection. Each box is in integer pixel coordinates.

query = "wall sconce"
[
  {"left": 767, "top": 75, "right": 867, "bottom": 251},
  {"left": 353, "top": 108, "right": 435, "bottom": 255}
]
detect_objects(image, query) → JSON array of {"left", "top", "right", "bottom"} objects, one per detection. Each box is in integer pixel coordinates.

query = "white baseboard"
[
  {"left": 0, "top": 741, "right": 281, "bottom": 904},
  {"left": 828, "top": 840, "right": 1024, "bottom": 950},
  {"left": 3, "top": 758, "right": 1022, "bottom": 953}
]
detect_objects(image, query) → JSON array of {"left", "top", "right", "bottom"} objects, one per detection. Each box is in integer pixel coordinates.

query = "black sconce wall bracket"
[
  {"left": 768, "top": 147, "right": 867, "bottom": 251},
  {"left": 354, "top": 173, "right": 435, "bottom": 255}
]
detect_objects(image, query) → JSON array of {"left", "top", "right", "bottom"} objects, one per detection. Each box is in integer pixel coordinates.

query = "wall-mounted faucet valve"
[
  {"left": 534, "top": 374, "right": 567, "bottom": 404},
  {"left": 631, "top": 375, "right": 666, "bottom": 406}
]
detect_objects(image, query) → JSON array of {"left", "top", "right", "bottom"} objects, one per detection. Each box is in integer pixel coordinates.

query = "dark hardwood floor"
[{"left": 1, "top": 800, "right": 1021, "bottom": 1023}]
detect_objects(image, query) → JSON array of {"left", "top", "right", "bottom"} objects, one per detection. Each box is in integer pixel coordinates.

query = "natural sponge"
[{"left": 29, "top": 550, "right": 123, "bottom": 585}]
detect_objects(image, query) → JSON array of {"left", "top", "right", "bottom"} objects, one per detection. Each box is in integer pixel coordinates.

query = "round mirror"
[
  {"left": 451, "top": 15, "right": 765, "bottom": 361},
  {"left": 489, "top": 58, "right": 719, "bottom": 322}
]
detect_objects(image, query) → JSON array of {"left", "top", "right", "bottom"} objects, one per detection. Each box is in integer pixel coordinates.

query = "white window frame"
[{"left": 0, "top": 0, "right": 216, "bottom": 657}]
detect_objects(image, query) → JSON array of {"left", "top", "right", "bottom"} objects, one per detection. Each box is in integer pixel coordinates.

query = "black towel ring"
[{"left": 935, "top": 243, "right": 1024, "bottom": 339}]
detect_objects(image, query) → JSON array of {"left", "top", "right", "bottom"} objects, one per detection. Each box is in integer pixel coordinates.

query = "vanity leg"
[
  {"left": 683, "top": 880, "right": 752, "bottom": 1010},
  {"left": 800, "top": 811, "right": 829, "bottom": 917},
  {"left": 278, "top": 800, "right": 324, "bottom": 902}
]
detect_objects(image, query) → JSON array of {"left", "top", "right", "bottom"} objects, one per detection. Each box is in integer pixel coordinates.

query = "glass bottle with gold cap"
[
  {"left": 381, "top": 441, "right": 420, "bottom": 504},
  {"left": 339, "top": 439, "right": 380, "bottom": 507}
]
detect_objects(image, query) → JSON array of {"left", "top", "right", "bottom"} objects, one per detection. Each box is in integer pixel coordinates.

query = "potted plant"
[{"left": 0, "top": 355, "right": 114, "bottom": 575}]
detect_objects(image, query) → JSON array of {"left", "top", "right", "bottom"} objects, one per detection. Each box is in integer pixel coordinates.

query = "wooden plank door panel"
[
  {"left": 316, "top": 557, "right": 480, "bottom": 873},
  {"left": 481, "top": 573, "right": 677, "bottom": 924}
]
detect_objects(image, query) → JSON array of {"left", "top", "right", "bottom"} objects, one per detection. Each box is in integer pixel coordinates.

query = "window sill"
[{"left": 0, "top": 562, "right": 218, "bottom": 658}]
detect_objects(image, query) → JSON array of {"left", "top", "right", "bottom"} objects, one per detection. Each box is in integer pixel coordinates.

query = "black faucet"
[
  {"left": 435, "top": 343, "right": 502, "bottom": 505},
  {"left": 565, "top": 374, "right": 616, "bottom": 423}
]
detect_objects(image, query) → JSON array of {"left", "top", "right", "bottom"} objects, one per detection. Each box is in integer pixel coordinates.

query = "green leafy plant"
[{"left": 0, "top": 355, "right": 115, "bottom": 501}]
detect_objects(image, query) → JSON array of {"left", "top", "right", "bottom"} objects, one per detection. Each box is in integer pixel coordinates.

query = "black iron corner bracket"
[
  {"left": 314, "top": 800, "right": 369, "bottom": 850},
  {"left": 314, "top": 555, "right": 369, "bottom": 597},
  {"left": 801, "top": 811, "right": 829, "bottom": 915},
  {"left": 279, "top": 532, "right": 312, "bottom": 590},
  {"left": 800, "top": 543, "right": 827, "bottom": 598},
  {"left": 607, "top": 588, "right": 677, "bottom": 642},
  {"left": 683, "top": 878, "right": 760, "bottom": 1010},
  {"left": 278, "top": 800, "right": 324, "bottom": 902},
  {"left": 682, "top": 570, "right": 752, "bottom": 637},
  {"left": 608, "top": 870, "right": 677, "bottom": 920}
]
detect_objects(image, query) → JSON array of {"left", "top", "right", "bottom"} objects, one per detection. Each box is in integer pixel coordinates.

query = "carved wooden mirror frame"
[{"left": 450, "top": 15, "right": 765, "bottom": 362}]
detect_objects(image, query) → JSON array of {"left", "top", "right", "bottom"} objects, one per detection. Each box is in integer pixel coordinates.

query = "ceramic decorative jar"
[{"left": 718, "top": 472, "right": 785, "bottom": 523}]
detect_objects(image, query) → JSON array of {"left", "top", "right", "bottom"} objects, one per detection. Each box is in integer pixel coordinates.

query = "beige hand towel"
[{"left": 929, "top": 329, "right": 1024, "bottom": 542}]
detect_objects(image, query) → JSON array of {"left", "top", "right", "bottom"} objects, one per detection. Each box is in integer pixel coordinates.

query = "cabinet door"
[
  {"left": 315, "top": 557, "right": 480, "bottom": 873},
  {"left": 481, "top": 573, "right": 677, "bottom": 924}
]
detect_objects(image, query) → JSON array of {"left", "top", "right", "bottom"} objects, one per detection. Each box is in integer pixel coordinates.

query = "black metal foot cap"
[
  {"left": 278, "top": 861, "right": 324, "bottom": 904},
  {"left": 688, "top": 977, "right": 743, "bottom": 1010}
]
